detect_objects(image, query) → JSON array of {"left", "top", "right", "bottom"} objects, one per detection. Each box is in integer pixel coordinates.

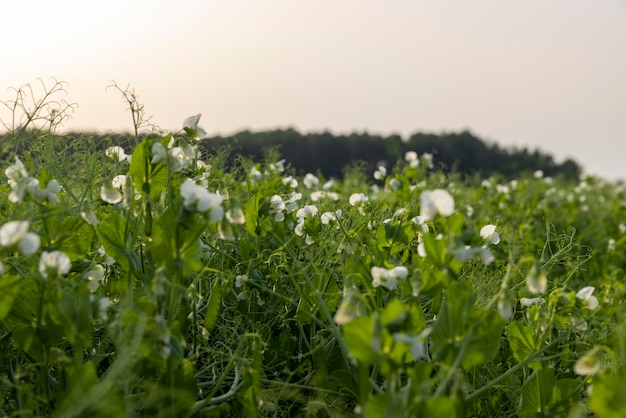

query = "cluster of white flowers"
[
  {"left": 269, "top": 193, "right": 302, "bottom": 222},
  {"left": 405, "top": 151, "right": 419, "bottom": 168},
  {"left": 374, "top": 165, "right": 387, "bottom": 180},
  {"left": 303, "top": 173, "right": 319, "bottom": 189},
  {"left": 5, "top": 157, "right": 62, "bottom": 204},
  {"left": 294, "top": 205, "right": 318, "bottom": 245},
  {"left": 83, "top": 264, "right": 106, "bottom": 292},
  {"left": 152, "top": 142, "right": 198, "bottom": 172},
  {"left": 39, "top": 250, "right": 71, "bottom": 280},
  {"left": 282, "top": 175, "right": 298, "bottom": 188},
  {"left": 0, "top": 220, "right": 40, "bottom": 255},
  {"left": 321, "top": 210, "right": 342, "bottom": 226},
  {"left": 180, "top": 179, "right": 224, "bottom": 222},
  {"left": 371, "top": 265, "right": 408, "bottom": 290},
  {"left": 349, "top": 192, "right": 368, "bottom": 206},
  {"left": 105, "top": 146, "right": 130, "bottom": 162},
  {"left": 404, "top": 151, "right": 433, "bottom": 169},
  {"left": 419, "top": 189, "right": 455, "bottom": 221}
]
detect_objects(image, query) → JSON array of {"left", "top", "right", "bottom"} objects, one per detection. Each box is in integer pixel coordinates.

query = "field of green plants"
[{"left": 1, "top": 82, "right": 626, "bottom": 417}]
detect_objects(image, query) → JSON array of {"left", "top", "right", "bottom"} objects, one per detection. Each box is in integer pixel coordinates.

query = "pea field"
[{"left": 1, "top": 106, "right": 626, "bottom": 417}]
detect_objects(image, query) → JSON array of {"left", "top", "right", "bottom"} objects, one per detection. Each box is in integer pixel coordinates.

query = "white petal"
[
  {"left": 18, "top": 233, "right": 40, "bottom": 255},
  {"left": 576, "top": 286, "right": 595, "bottom": 300},
  {"left": 101, "top": 186, "right": 123, "bottom": 204},
  {"left": 0, "top": 221, "right": 29, "bottom": 247},
  {"left": 183, "top": 114, "right": 202, "bottom": 130}
]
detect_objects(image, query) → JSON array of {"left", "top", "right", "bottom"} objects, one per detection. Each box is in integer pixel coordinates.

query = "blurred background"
[{"left": 2, "top": 1, "right": 624, "bottom": 180}]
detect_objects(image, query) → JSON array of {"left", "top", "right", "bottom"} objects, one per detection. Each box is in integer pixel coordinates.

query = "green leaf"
[
  {"left": 151, "top": 208, "right": 203, "bottom": 275},
  {"left": 462, "top": 309, "right": 504, "bottom": 368},
  {"left": 590, "top": 373, "right": 626, "bottom": 417},
  {"left": 51, "top": 216, "right": 95, "bottom": 258},
  {"left": 4, "top": 279, "right": 39, "bottom": 352},
  {"left": 343, "top": 315, "right": 380, "bottom": 366},
  {"left": 424, "top": 396, "right": 460, "bottom": 417},
  {"left": 447, "top": 212, "right": 465, "bottom": 236},
  {"left": 520, "top": 368, "right": 556, "bottom": 415},
  {"left": 422, "top": 233, "right": 447, "bottom": 266},
  {"left": 204, "top": 280, "right": 222, "bottom": 334},
  {"left": 0, "top": 274, "right": 20, "bottom": 320},
  {"left": 96, "top": 213, "right": 140, "bottom": 272},
  {"left": 430, "top": 282, "right": 474, "bottom": 365},
  {"left": 551, "top": 378, "right": 580, "bottom": 415},
  {"left": 379, "top": 298, "right": 409, "bottom": 332},
  {"left": 430, "top": 282, "right": 504, "bottom": 368},
  {"left": 508, "top": 321, "right": 543, "bottom": 369},
  {"left": 244, "top": 193, "right": 260, "bottom": 236},
  {"left": 129, "top": 136, "right": 168, "bottom": 199}
]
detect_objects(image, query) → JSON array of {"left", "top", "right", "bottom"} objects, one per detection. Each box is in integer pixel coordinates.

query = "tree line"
[
  {"left": 0, "top": 128, "right": 582, "bottom": 180},
  {"left": 196, "top": 128, "right": 581, "bottom": 180}
]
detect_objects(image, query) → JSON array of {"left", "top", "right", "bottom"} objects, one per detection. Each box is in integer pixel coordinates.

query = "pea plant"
[{"left": 0, "top": 83, "right": 625, "bottom": 417}]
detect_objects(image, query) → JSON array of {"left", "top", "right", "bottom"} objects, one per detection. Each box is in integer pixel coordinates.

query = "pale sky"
[{"left": 2, "top": 1, "right": 625, "bottom": 180}]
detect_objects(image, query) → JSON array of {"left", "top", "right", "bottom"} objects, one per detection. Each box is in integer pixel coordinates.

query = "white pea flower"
[
  {"left": 83, "top": 264, "right": 105, "bottom": 292},
  {"left": 576, "top": 286, "right": 599, "bottom": 310},
  {"left": 182, "top": 114, "right": 208, "bottom": 140},
  {"left": 520, "top": 297, "right": 545, "bottom": 306},
  {"left": 34, "top": 179, "right": 62, "bottom": 204},
  {"left": 296, "top": 205, "right": 318, "bottom": 219},
  {"left": 526, "top": 266, "right": 547, "bottom": 294},
  {"left": 497, "top": 297, "right": 513, "bottom": 321},
  {"left": 349, "top": 193, "right": 368, "bottom": 206},
  {"left": 371, "top": 266, "right": 408, "bottom": 290},
  {"left": 294, "top": 205, "right": 318, "bottom": 245},
  {"left": 480, "top": 224, "right": 500, "bottom": 245},
  {"left": 266, "top": 159, "right": 285, "bottom": 174},
  {"left": 321, "top": 210, "right": 342, "bottom": 225},
  {"left": 420, "top": 189, "right": 454, "bottom": 221},
  {"left": 388, "top": 178, "right": 402, "bottom": 192},
  {"left": 374, "top": 165, "right": 387, "bottom": 180},
  {"left": 303, "top": 173, "right": 319, "bottom": 189},
  {"left": 180, "top": 179, "right": 224, "bottom": 222},
  {"left": 97, "top": 246, "right": 116, "bottom": 265},
  {"left": 105, "top": 146, "right": 128, "bottom": 162},
  {"left": 5, "top": 157, "right": 41, "bottom": 203},
  {"left": 81, "top": 209, "right": 100, "bottom": 226},
  {"left": 169, "top": 145, "right": 197, "bottom": 171},
  {"left": 334, "top": 285, "right": 367, "bottom": 325},
  {"left": 0, "top": 220, "right": 41, "bottom": 255},
  {"left": 39, "top": 250, "right": 71, "bottom": 280},
  {"left": 282, "top": 176, "right": 298, "bottom": 188},
  {"left": 405, "top": 151, "right": 419, "bottom": 168},
  {"left": 607, "top": 238, "right": 616, "bottom": 252},
  {"left": 479, "top": 247, "right": 496, "bottom": 266},
  {"left": 422, "top": 153, "right": 434, "bottom": 168},
  {"left": 269, "top": 195, "right": 286, "bottom": 222},
  {"left": 151, "top": 142, "right": 169, "bottom": 164},
  {"left": 249, "top": 166, "right": 263, "bottom": 183},
  {"left": 284, "top": 192, "right": 302, "bottom": 213},
  {"left": 100, "top": 185, "right": 123, "bottom": 204},
  {"left": 225, "top": 207, "right": 245, "bottom": 224},
  {"left": 574, "top": 347, "right": 602, "bottom": 376},
  {"left": 235, "top": 274, "right": 248, "bottom": 288},
  {"left": 394, "top": 328, "right": 431, "bottom": 361}
]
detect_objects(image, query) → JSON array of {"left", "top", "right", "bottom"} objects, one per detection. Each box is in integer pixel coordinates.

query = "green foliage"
[{"left": 0, "top": 86, "right": 623, "bottom": 417}]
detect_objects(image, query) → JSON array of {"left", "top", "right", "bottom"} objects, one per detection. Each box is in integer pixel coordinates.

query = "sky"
[{"left": 2, "top": 1, "right": 625, "bottom": 180}]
